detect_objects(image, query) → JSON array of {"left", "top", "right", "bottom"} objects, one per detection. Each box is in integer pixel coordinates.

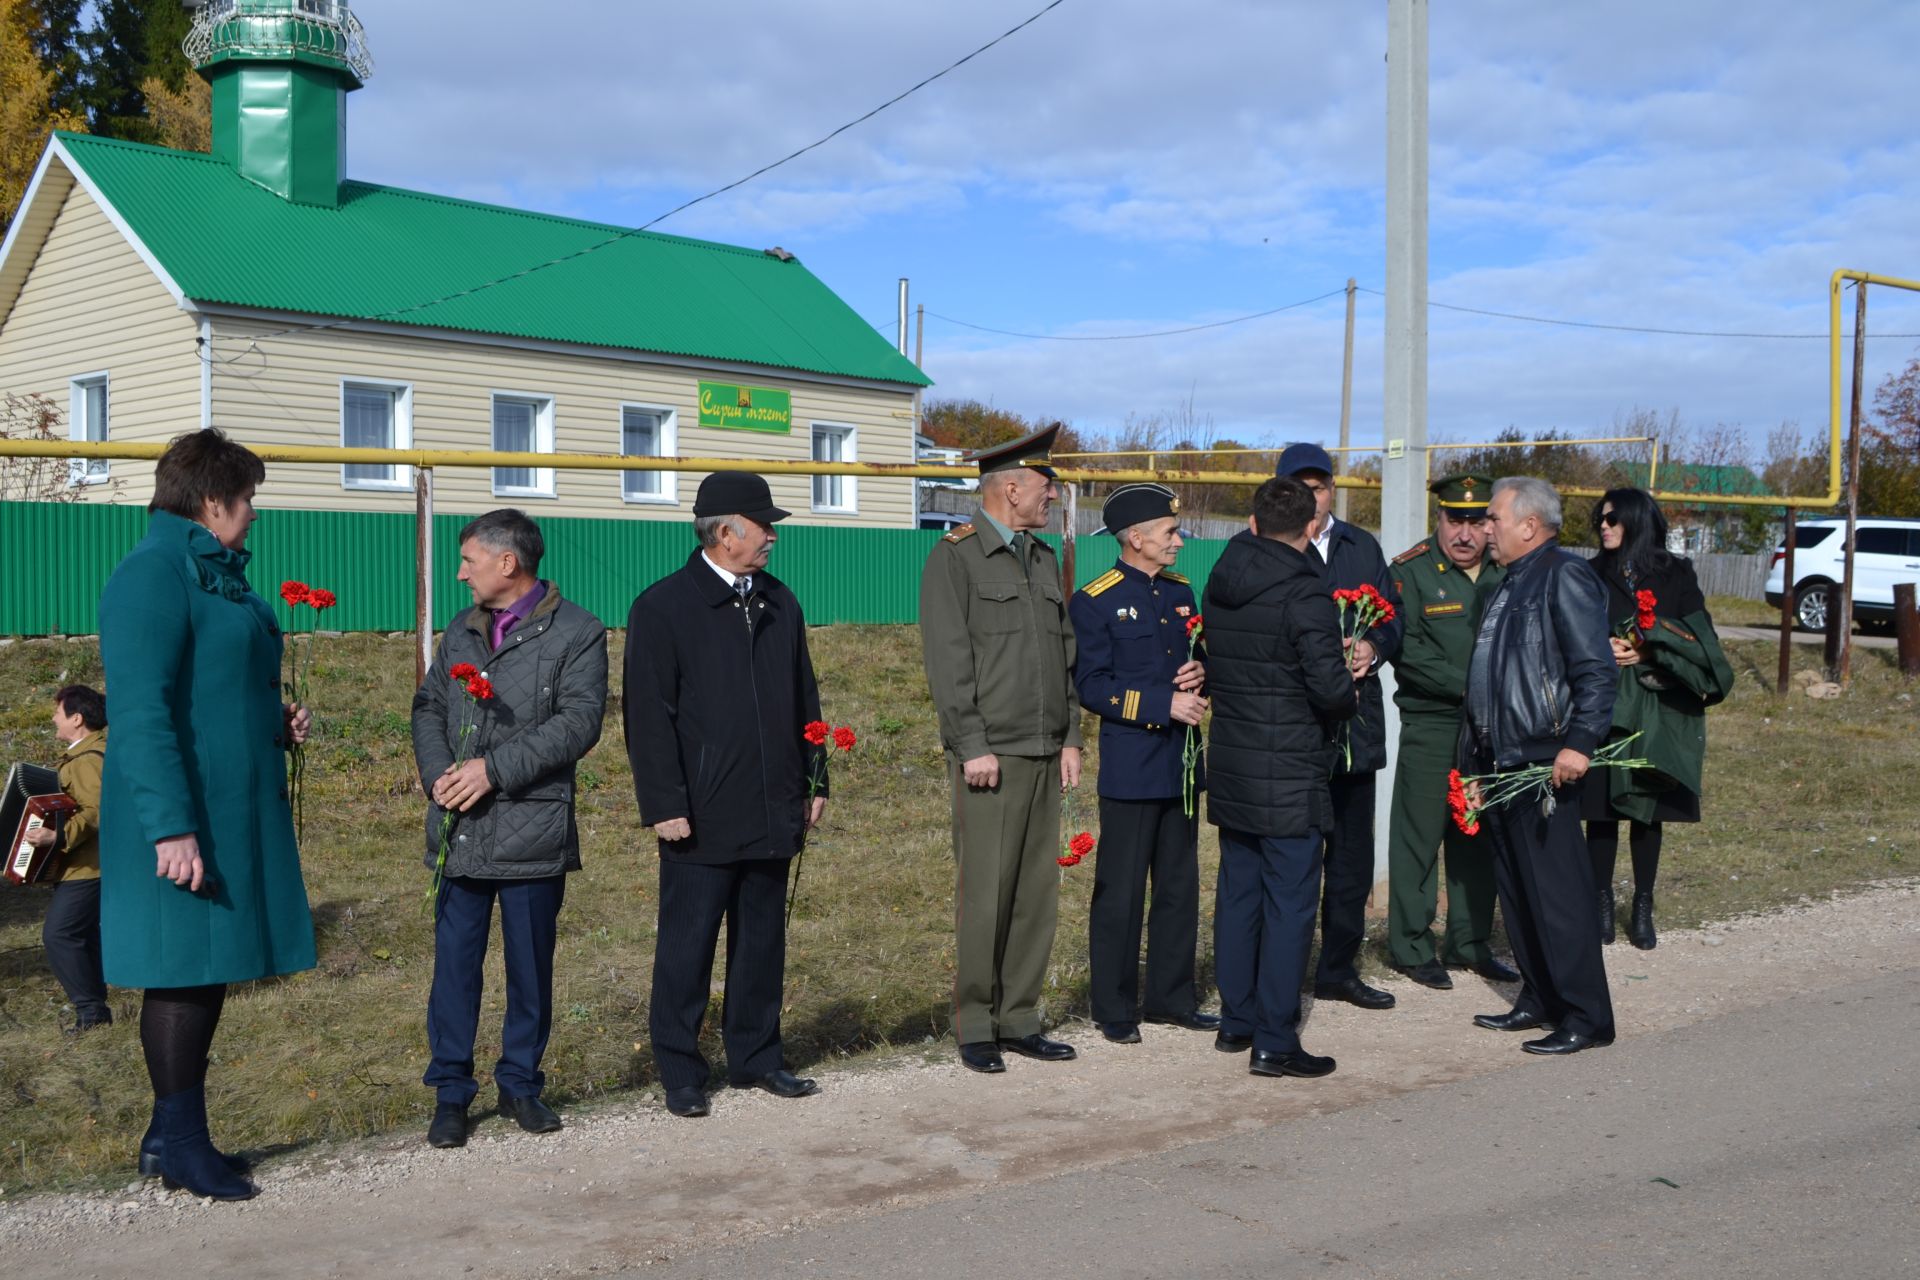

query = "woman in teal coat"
[{"left": 99, "top": 428, "right": 315, "bottom": 1201}]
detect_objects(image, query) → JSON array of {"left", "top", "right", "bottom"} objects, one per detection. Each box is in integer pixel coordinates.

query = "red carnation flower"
[
  {"left": 307, "top": 587, "right": 337, "bottom": 611},
  {"left": 803, "top": 720, "right": 830, "bottom": 747},
  {"left": 449, "top": 662, "right": 479, "bottom": 682},
  {"left": 1185, "top": 613, "right": 1204, "bottom": 637},
  {"left": 280, "top": 581, "right": 310, "bottom": 606},
  {"left": 1069, "top": 831, "right": 1096, "bottom": 859},
  {"left": 832, "top": 725, "right": 857, "bottom": 752},
  {"left": 465, "top": 676, "right": 494, "bottom": 700},
  {"left": 1635, "top": 588, "right": 1657, "bottom": 633}
]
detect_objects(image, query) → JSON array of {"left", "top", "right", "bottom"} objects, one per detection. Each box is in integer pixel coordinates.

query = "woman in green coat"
[{"left": 99, "top": 428, "right": 316, "bottom": 1201}]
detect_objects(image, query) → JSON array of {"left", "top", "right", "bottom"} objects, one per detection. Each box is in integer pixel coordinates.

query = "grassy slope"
[{"left": 0, "top": 624, "right": 1913, "bottom": 1193}]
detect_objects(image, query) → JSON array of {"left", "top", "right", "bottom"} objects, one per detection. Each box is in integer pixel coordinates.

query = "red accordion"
[{"left": 4, "top": 763, "right": 79, "bottom": 886}]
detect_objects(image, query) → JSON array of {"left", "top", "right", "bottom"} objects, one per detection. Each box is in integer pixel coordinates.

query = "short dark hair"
[
  {"left": 1252, "top": 476, "right": 1316, "bottom": 539},
  {"left": 459, "top": 508, "right": 544, "bottom": 577},
  {"left": 54, "top": 684, "right": 107, "bottom": 731},
  {"left": 148, "top": 428, "right": 266, "bottom": 519}
]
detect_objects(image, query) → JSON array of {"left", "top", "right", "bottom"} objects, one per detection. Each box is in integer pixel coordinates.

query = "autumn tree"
[
  {"left": 2, "top": 0, "right": 87, "bottom": 236},
  {"left": 1864, "top": 352, "right": 1920, "bottom": 517}
]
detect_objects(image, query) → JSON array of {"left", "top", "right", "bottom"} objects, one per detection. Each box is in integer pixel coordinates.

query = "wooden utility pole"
[
  {"left": 1837, "top": 282, "right": 1866, "bottom": 686},
  {"left": 1336, "top": 276, "right": 1356, "bottom": 522},
  {"left": 915, "top": 304, "right": 925, "bottom": 368},
  {"left": 414, "top": 467, "right": 433, "bottom": 685},
  {"left": 1775, "top": 509, "right": 1796, "bottom": 695}
]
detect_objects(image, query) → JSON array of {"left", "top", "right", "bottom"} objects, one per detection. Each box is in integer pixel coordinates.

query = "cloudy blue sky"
[{"left": 340, "top": 0, "right": 1920, "bottom": 455}]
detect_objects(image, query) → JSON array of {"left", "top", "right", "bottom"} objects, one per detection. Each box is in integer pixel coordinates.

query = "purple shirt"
[{"left": 489, "top": 581, "right": 547, "bottom": 650}]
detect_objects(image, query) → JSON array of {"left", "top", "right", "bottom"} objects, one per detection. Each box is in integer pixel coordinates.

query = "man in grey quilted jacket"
[{"left": 411, "top": 509, "right": 608, "bottom": 1149}]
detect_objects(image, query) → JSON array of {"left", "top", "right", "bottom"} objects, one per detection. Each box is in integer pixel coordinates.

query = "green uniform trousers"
[
  {"left": 1387, "top": 710, "right": 1497, "bottom": 967},
  {"left": 949, "top": 752, "right": 1061, "bottom": 1044}
]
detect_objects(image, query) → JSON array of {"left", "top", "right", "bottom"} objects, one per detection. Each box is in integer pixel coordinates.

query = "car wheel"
[{"left": 1793, "top": 580, "right": 1831, "bottom": 632}]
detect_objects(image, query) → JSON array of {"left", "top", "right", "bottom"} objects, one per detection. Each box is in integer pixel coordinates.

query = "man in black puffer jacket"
[
  {"left": 1203, "top": 477, "right": 1357, "bottom": 1079},
  {"left": 1464, "top": 476, "right": 1617, "bottom": 1056}
]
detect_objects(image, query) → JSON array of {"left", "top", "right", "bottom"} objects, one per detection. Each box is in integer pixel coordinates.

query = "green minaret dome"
[{"left": 185, "top": 0, "right": 375, "bottom": 208}]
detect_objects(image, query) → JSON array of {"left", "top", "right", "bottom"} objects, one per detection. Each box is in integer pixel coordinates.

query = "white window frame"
[
  {"left": 68, "top": 371, "right": 109, "bottom": 485},
  {"left": 490, "top": 391, "right": 556, "bottom": 499},
  {"left": 810, "top": 421, "right": 858, "bottom": 515},
  {"left": 339, "top": 378, "right": 414, "bottom": 491},
  {"left": 619, "top": 402, "right": 678, "bottom": 505}
]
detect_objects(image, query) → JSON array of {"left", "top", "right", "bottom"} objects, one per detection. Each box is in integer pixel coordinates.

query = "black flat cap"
[
  {"left": 694, "top": 472, "right": 790, "bottom": 522},
  {"left": 1103, "top": 482, "right": 1180, "bottom": 535},
  {"left": 970, "top": 422, "right": 1061, "bottom": 478}
]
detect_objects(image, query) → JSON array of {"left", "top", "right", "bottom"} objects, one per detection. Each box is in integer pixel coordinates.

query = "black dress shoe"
[
  {"left": 959, "top": 1041, "right": 1006, "bottom": 1073},
  {"left": 1099, "top": 1021, "right": 1142, "bottom": 1044},
  {"left": 1465, "top": 956, "right": 1521, "bottom": 984},
  {"left": 1312, "top": 977, "right": 1397, "bottom": 1010},
  {"left": 1213, "top": 1031, "right": 1253, "bottom": 1053},
  {"left": 998, "top": 1033, "right": 1076, "bottom": 1061},
  {"left": 1628, "top": 890, "right": 1657, "bottom": 950},
  {"left": 1521, "top": 1028, "right": 1614, "bottom": 1056},
  {"left": 1144, "top": 1010, "right": 1222, "bottom": 1032},
  {"left": 427, "top": 1101, "right": 469, "bottom": 1149},
  {"left": 1249, "top": 1048, "right": 1336, "bottom": 1078},
  {"left": 664, "top": 1087, "right": 710, "bottom": 1117},
  {"left": 742, "top": 1069, "right": 819, "bottom": 1098},
  {"left": 1397, "top": 960, "right": 1453, "bottom": 990},
  {"left": 1473, "top": 1008, "right": 1549, "bottom": 1032},
  {"left": 498, "top": 1092, "right": 562, "bottom": 1134}
]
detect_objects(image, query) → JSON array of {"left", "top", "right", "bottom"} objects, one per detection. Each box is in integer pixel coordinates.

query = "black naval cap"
[
  {"left": 970, "top": 421, "right": 1061, "bottom": 478},
  {"left": 1431, "top": 472, "right": 1492, "bottom": 518},
  {"left": 1103, "top": 482, "right": 1180, "bottom": 536},
  {"left": 1275, "top": 441, "right": 1336, "bottom": 478},
  {"left": 694, "top": 471, "right": 790, "bottom": 523}
]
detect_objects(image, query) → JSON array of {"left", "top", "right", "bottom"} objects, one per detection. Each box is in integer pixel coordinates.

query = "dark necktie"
[{"left": 1010, "top": 532, "right": 1030, "bottom": 580}]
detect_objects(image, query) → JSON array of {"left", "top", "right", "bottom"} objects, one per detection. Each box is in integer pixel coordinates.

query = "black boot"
[
  {"left": 139, "top": 1067, "right": 250, "bottom": 1178},
  {"left": 1598, "top": 887, "right": 1616, "bottom": 946},
  {"left": 1629, "top": 890, "right": 1657, "bottom": 950},
  {"left": 154, "top": 1086, "right": 255, "bottom": 1200}
]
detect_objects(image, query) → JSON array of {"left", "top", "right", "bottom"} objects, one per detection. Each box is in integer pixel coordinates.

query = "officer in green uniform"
[
  {"left": 919, "top": 423, "right": 1083, "bottom": 1074},
  {"left": 1384, "top": 474, "right": 1522, "bottom": 989}
]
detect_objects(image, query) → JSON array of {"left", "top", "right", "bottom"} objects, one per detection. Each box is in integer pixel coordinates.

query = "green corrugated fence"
[{"left": 0, "top": 501, "right": 1237, "bottom": 634}]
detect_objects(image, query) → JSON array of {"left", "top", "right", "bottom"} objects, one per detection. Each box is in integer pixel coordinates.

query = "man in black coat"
[
  {"left": 624, "top": 473, "right": 829, "bottom": 1117},
  {"left": 1204, "top": 477, "right": 1358, "bottom": 1078},
  {"left": 1277, "top": 443, "right": 1403, "bottom": 1011},
  {"left": 1465, "top": 476, "right": 1618, "bottom": 1055}
]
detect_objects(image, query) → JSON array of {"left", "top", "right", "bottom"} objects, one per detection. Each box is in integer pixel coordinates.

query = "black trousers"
[
  {"left": 1214, "top": 826, "right": 1323, "bottom": 1054},
  {"left": 1089, "top": 796, "right": 1200, "bottom": 1024},
  {"left": 1484, "top": 776, "right": 1615, "bottom": 1039},
  {"left": 424, "top": 874, "right": 566, "bottom": 1106},
  {"left": 1314, "top": 772, "right": 1377, "bottom": 985},
  {"left": 649, "top": 856, "right": 791, "bottom": 1092},
  {"left": 43, "top": 878, "right": 109, "bottom": 1024}
]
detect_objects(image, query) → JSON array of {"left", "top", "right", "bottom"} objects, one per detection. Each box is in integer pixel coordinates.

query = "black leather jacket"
[{"left": 1463, "top": 539, "right": 1616, "bottom": 770}]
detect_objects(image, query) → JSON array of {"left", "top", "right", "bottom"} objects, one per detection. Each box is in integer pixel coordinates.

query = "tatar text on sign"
[{"left": 698, "top": 381, "right": 792, "bottom": 433}]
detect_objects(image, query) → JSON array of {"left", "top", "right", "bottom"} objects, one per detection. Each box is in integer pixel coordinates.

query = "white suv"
[{"left": 1764, "top": 517, "right": 1920, "bottom": 630}]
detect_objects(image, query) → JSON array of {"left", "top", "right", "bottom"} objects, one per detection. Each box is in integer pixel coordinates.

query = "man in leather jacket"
[{"left": 1462, "top": 477, "right": 1618, "bottom": 1056}]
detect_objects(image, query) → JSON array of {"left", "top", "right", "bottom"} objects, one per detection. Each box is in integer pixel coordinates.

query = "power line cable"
[
  {"left": 199, "top": 0, "right": 1071, "bottom": 364},
  {"left": 1353, "top": 284, "right": 1920, "bottom": 339},
  {"left": 929, "top": 288, "right": 1348, "bottom": 340}
]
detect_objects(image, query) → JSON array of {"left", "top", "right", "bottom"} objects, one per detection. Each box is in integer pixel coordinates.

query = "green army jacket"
[
  {"left": 1388, "top": 536, "right": 1505, "bottom": 716},
  {"left": 919, "top": 520, "right": 1081, "bottom": 760}
]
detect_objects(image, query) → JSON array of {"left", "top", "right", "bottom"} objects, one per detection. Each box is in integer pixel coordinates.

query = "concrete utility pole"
[
  {"left": 1374, "top": 0, "right": 1429, "bottom": 884},
  {"left": 1336, "top": 277, "right": 1357, "bottom": 523}
]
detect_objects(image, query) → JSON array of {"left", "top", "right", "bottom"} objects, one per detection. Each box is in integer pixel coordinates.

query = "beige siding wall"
[
  {"left": 208, "top": 316, "right": 920, "bottom": 526},
  {"left": 0, "top": 177, "right": 200, "bottom": 502}
]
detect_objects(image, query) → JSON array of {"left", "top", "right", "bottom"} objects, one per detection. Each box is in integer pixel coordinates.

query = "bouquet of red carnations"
[{"left": 1447, "top": 732, "right": 1652, "bottom": 835}]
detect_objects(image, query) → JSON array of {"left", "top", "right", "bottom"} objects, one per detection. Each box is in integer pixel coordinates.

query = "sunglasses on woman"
[{"left": 1600, "top": 511, "right": 1621, "bottom": 527}]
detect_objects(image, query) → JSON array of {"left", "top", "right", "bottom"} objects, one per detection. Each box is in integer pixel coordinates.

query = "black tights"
[
  {"left": 1587, "top": 821, "right": 1662, "bottom": 896},
  {"left": 140, "top": 984, "right": 227, "bottom": 1097}
]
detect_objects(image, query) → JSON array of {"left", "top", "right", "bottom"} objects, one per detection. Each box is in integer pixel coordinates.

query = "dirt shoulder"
[{"left": 4, "top": 882, "right": 1916, "bottom": 1280}]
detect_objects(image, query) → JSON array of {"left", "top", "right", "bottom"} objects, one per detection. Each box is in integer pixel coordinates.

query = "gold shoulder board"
[
  {"left": 1082, "top": 569, "right": 1125, "bottom": 597},
  {"left": 942, "top": 524, "right": 977, "bottom": 544},
  {"left": 1160, "top": 570, "right": 1190, "bottom": 584}
]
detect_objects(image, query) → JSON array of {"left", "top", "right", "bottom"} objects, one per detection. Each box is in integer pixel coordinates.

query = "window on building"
[
  {"left": 341, "top": 381, "right": 412, "bottom": 490},
  {"left": 620, "top": 404, "right": 677, "bottom": 502},
  {"left": 68, "top": 373, "right": 108, "bottom": 484},
  {"left": 811, "top": 422, "right": 857, "bottom": 513},
  {"left": 492, "top": 393, "right": 555, "bottom": 497}
]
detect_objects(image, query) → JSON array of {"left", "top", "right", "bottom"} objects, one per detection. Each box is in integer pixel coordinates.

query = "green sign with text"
[{"left": 698, "top": 381, "right": 792, "bottom": 433}]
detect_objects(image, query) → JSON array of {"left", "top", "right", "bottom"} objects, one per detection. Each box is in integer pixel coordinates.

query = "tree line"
[{"left": 2, "top": 0, "right": 208, "bottom": 235}]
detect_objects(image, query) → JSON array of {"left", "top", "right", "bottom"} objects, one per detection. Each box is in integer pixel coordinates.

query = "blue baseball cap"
[{"left": 1276, "top": 442, "right": 1335, "bottom": 478}]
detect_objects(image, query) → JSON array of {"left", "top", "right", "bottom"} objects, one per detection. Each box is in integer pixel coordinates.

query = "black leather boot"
[
  {"left": 1629, "top": 890, "right": 1657, "bottom": 950},
  {"left": 1598, "top": 887, "right": 1616, "bottom": 945}
]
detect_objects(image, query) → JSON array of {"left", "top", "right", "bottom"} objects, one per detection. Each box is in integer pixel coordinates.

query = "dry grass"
[{"left": 0, "top": 625, "right": 1913, "bottom": 1195}]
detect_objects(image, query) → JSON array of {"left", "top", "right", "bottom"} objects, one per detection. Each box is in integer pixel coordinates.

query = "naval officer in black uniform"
[{"left": 1069, "top": 483, "right": 1219, "bottom": 1044}]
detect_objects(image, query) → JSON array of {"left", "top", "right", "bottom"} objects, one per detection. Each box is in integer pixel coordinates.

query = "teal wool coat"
[{"left": 98, "top": 511, "right": 317, "bottom": 987}]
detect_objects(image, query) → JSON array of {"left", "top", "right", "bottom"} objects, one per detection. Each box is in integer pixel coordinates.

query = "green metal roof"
[
  {"left": 53, "top": 132, "right": 930, "bottom": 387},
  {"left": 1613, "top": 460, "right": 1773, "bottom": 497}
]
